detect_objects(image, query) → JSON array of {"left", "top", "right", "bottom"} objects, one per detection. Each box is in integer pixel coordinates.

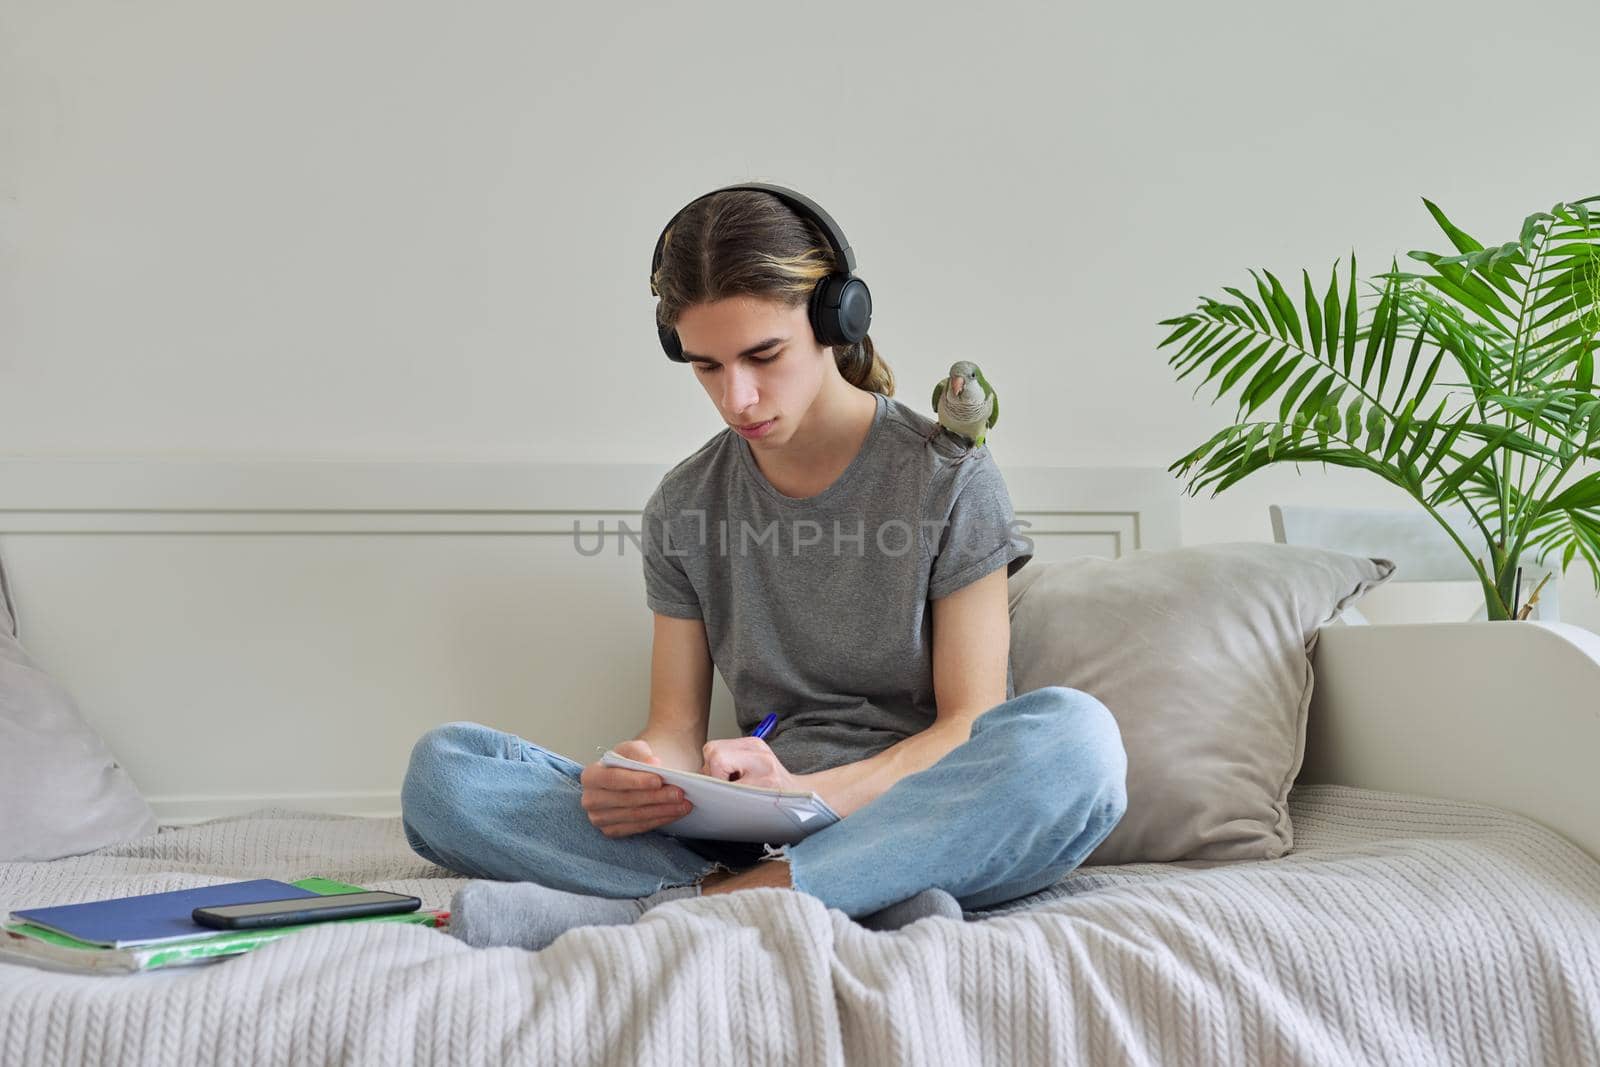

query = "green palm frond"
[{"left": 1160, "top": 194, "right": 1600, "bottom": 619}]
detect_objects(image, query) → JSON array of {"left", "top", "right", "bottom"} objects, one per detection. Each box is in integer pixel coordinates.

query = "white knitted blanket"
[{"left": 3, "top": 784, "right": 1599, "bottom": 1066}]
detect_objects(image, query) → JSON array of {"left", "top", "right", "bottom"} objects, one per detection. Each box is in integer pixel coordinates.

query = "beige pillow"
[
  {"left": 1007, "top": 542, "right": 1395, "bottom": 865},
  {"left": 0, "top": 547, "right": 160, "bottom": 861}
]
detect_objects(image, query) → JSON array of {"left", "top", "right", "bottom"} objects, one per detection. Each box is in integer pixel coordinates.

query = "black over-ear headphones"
[{"left": 649, "top": 182, "right": 873, "bottom": 363}]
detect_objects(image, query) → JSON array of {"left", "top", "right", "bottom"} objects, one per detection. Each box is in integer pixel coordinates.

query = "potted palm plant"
[{"left": 1161, "top": 195, "right": 1600, "bottom": 621}]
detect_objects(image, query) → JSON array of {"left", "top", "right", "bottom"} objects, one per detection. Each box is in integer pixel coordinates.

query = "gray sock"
[
  {"left": 856, "top": 887, "right": 965, "bottom": 931},
  {"left": 448, "top": 880, "right": 701, "bottom": 951}
]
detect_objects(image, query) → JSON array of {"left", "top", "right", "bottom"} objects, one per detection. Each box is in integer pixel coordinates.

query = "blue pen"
[{"left": 751, "top": 713, "right": 778, "bottom": 740}]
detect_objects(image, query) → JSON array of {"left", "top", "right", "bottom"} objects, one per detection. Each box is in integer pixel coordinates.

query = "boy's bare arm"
[
  {"left": 800, "top": 568, "right": 1010, "bottom": 816},
  {"left": 631, "top": 612, "right": 715, "bottom": 772}
]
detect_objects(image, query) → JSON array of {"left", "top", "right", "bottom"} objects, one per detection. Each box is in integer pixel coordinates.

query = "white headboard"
[{"left": 0, "top": 460, "right": 1180, "bottom": 825}]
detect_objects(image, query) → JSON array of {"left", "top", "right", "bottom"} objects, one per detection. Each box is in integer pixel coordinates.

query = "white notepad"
[{"left": 598, "top": 751, "right": 841, "bottom": 844}]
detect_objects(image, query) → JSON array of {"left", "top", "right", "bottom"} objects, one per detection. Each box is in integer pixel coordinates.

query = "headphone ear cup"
[
  {"left": 660, "top": 322, "right": 686, "bottom": 362},
  {"left": 809, "top": 274, "right": 873, "bottom": 347}
]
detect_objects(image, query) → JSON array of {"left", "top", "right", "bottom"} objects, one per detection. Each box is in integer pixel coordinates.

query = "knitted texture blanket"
[{"left": 3, "top": 784, "right": 1599, "bottom": 1065}]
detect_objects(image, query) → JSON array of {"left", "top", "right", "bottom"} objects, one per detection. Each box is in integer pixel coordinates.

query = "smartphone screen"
[{"left": 193, "top": 891, "right": 421, "bottom": 929}]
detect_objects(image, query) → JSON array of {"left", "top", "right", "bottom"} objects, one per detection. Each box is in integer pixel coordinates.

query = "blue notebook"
[{"left": 9, "top": 879, "right": 321, "bottom": 948}]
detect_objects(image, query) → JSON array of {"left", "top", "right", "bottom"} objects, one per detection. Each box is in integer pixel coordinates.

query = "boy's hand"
[
  {"left": 579, "top": 739, "right": 692, "bottom": 838},
  {"left": 699, "top": 738, "right": 802, "bottom": 791}
]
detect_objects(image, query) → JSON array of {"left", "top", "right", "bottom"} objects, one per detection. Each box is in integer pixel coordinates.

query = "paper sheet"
[{"left": 599, "top": 751, "right": 841, "bottom": 844}]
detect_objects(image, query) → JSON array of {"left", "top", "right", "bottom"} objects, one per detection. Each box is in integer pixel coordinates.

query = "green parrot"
[{"left": 929, "top": 360, "right": 999, "bottom": 448}]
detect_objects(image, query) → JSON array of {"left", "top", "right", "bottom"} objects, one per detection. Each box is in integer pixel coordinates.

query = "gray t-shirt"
[{"left": 640, "top": 390, "right": 1033, "bottom": 776}]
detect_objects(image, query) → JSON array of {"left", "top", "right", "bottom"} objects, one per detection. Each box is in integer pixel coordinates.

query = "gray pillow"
[
  {"left": 0, "top": 546, "right": 159, "bottom": 861},
  {"left": 1007, "top": 542, "right": 1395, "bottom": 866}
]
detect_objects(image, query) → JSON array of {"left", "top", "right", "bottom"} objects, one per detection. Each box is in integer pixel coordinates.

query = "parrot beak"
[{"left": 951, "top": 376, "right": 964, "bottom": 397}]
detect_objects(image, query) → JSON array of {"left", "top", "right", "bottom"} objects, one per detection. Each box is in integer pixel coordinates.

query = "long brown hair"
[{"left": 650, "top": 189, "right": 895, "bottom": 396}]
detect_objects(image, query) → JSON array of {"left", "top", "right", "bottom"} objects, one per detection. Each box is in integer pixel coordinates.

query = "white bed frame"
[{"left": 1, "top": 460, "right": 1595, "bottom": 861}]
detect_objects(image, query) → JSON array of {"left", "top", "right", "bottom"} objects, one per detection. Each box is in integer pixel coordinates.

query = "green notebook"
[{"left": 0, "top": 878, "right": 447, "bottom": 975}]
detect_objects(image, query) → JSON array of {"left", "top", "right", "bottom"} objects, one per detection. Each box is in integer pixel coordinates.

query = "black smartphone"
[{"left": 192, "top": 891, "right": 422, "bottom": 930}]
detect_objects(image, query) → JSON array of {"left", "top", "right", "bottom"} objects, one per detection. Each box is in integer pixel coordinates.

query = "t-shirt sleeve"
[
  {"left": 925, "top": 452, "right": 1033, "bottom": 601},
  {"left": 641, "top": 481, "right": 703, "bottom": 620}
]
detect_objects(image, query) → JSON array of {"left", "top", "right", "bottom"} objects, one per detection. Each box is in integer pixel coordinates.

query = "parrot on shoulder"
[{"left": 929, "top": 360, "right": 999, "bottom": 448}]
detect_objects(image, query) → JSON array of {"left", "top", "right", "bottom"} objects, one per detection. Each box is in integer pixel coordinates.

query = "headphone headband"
[
  {"left": 649, "top": 182, "right": 871, "bottom": 362},
  {"left": 650, "top": 182, "right": 856, "bottom": 293}
]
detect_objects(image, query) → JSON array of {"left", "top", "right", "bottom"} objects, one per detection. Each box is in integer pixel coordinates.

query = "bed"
[
  {"left": 3, "top": 783, "right": 1598, "bottom": 1064},
  {"left": 2, "top": 459, "right": 1598, "bottom": 1065}
]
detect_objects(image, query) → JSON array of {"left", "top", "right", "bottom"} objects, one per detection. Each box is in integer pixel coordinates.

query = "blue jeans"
[{"left": 400, "top": 686, "right": 1128, "bottom": 917}]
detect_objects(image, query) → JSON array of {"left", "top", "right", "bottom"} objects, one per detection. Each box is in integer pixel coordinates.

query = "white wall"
[{"left": 3, "top": 0, "right": 1598, "bottom": 630}]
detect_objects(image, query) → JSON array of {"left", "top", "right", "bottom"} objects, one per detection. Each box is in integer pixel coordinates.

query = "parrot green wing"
[
  {"left": 973, "top": 368, "right": 999, "bottom": 428},
  {"left": 931, "top": 379, "right": 946, "bottom": 412}
]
